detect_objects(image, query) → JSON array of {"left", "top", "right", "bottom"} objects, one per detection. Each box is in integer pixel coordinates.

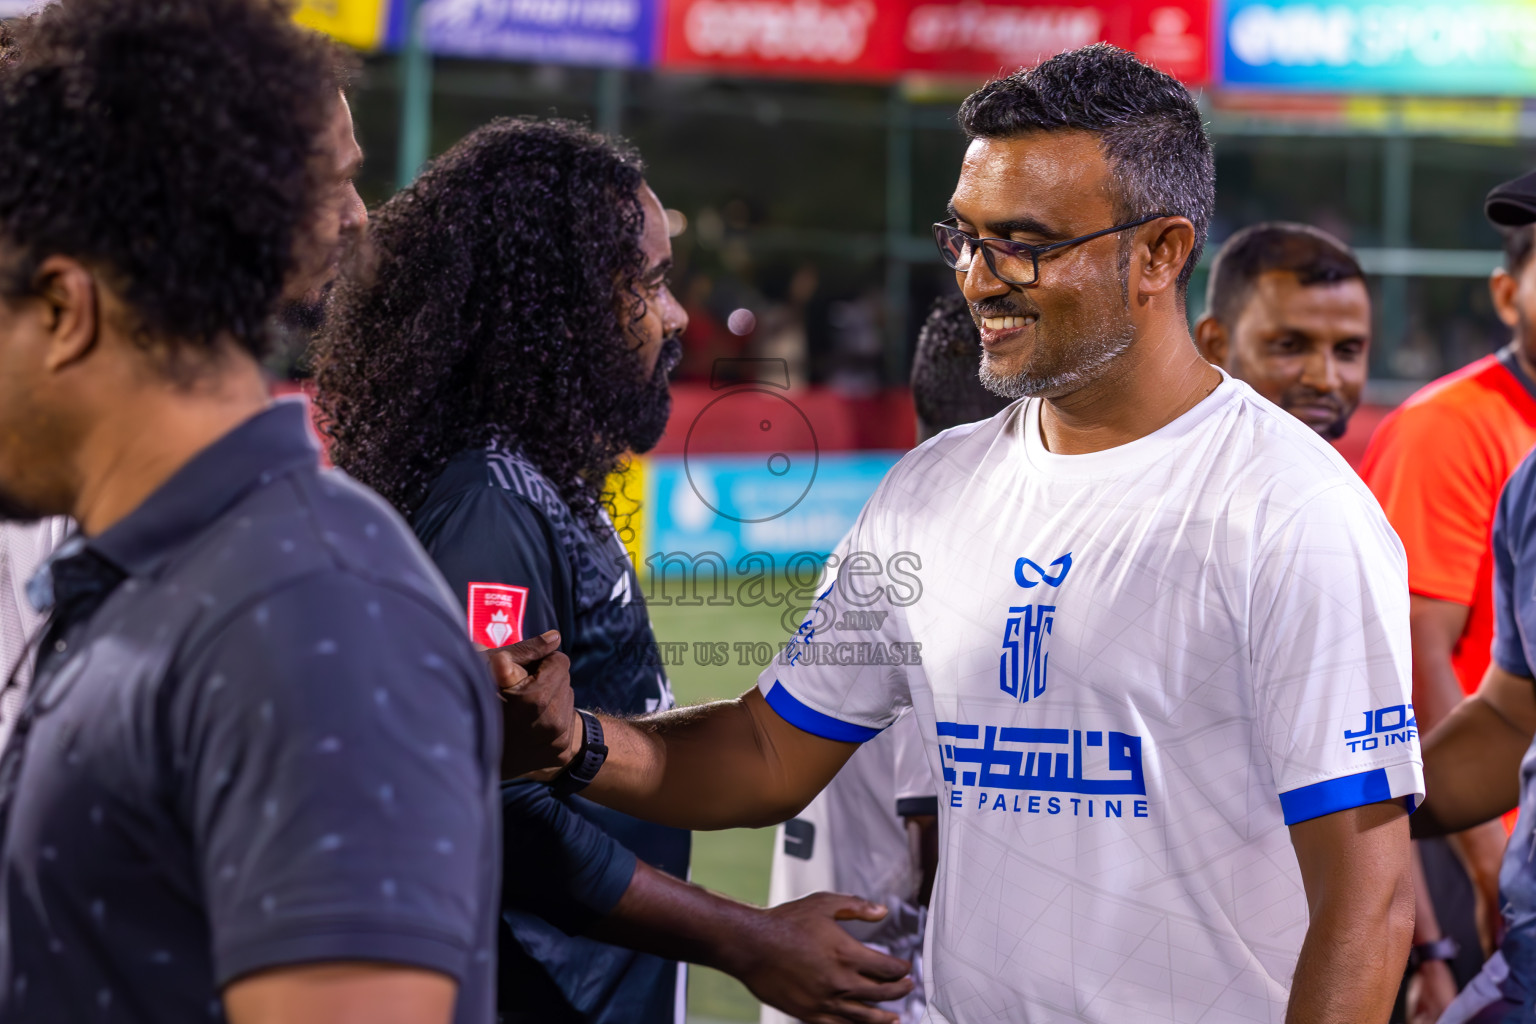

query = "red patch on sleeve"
[{"left": 467, "top": 583, "right": 529, "bottom": 649}]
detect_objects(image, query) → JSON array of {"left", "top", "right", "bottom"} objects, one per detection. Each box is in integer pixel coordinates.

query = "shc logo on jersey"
[
  {"left": 939, "top": 721, "right": 1150, "bottom": 819},
  {"left": 1000, "top": 552, "right": 1071, "bottom": 703},
  {"left": 1000, "top": 605, "right": 1053, "bottom": 702},
  {"left": 468, "top": 582, "right": 529, "bottom": 649}
]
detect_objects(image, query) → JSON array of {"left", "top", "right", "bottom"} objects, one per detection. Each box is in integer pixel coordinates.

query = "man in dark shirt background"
[
  {"left": 1414, "top": 447, "right": 1536, "bottom": 1021},
  {"left": 0, "top": 3, "right": 499, "bottom": 1022},
  {"left": 315, "top": 117, "right": 914, "bottom": 1024}
]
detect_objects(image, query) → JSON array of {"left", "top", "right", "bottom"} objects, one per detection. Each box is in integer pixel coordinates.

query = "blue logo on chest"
[{"left": 1000, "top": 553, "right": 1071, "bottom": 702}]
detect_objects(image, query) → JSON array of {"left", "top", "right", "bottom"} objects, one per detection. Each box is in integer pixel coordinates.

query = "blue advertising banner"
[
  {"left": 1221, "top": 0, "right": 1536, "bottom": 94},
  {"left": 643, "top": 451, "right": 900, "bottom": 577},
  {"left": 419, "top": 0, "right": 660, "bottom": 66}
]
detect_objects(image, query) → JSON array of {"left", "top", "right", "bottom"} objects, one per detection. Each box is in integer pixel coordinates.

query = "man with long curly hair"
[
  {"left": 0, "top": 2, "right": 500, "bottom": 1022},
  {"left": 314, "top": 117, "right": 913, "bottom": 1024}
]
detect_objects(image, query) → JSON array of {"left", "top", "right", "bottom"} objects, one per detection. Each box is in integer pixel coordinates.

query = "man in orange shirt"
[{"left": 1362, "top": 169, "right": 1536, "bottom": 1016}]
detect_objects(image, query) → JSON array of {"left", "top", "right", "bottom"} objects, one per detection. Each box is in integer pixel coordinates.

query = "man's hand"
[
  {"left": 1405, "top": 959, "right": 1457, "bottom": 1024},
  {"left": 482, "top": 630, "right": 581, "bottom": 779},
  {"left": 588, "top": 862, "right": 912, "bottom": 1024},
  {"left": 717, "top": 893, "right": 914, "bottom": 1024}
]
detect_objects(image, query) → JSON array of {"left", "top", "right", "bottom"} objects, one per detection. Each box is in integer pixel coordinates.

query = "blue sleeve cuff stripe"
[
  {"left": 1279, "top": 767, "right": 1401, "bottom": 825},
  {"left": 763, "top": 682, "right": 881, "bottom": 743}
]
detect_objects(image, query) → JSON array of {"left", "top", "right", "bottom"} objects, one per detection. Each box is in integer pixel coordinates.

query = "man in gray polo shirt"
[{"left": 0, "top": 2, "right": 498, "bottom": 1022}]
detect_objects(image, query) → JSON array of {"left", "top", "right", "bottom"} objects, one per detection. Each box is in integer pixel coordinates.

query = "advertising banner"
[
  {"left": 420, "top": 0, "right": 660, "bottom": 67},
  {"left": 902, "top": 0, "right": 1210, "bottom": 83},
  {"left": 661, "top": 0, "right": 895, "bottom": 77},
  {"left": 294, "top": 0, "right": 395, "bottom": 50},
  {"left": 660, "top": 0, "right": 1211, "bottom": 84},
  {"left": 644, "top": 451, "right": 900, "bottom": 574},
  {"left": 1221, "top": 0, "right": 1536, "bottom": 94}
]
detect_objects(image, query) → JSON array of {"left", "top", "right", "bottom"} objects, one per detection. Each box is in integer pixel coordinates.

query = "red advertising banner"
[
  {"left": 660, "top": 0, "right": 1211, "bottom": 85},
  {"left": 663, "top": 0, "right": 897, "bottom": 78}
]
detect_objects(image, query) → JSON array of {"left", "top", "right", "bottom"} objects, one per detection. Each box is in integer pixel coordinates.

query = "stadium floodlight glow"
[{"left": 932, "top": 213, "right": 1168, "bottom": 286}]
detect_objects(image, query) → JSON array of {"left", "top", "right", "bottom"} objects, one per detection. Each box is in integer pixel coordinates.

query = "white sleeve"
[
  {"left": 1251, "top": 481, "right": 1422, "bottom": 825},
  {"left": 755, "top": 483, "right": 917, "bottom": 742},
  {"left": 889, "top": 710, "right": 937, "bottom": 815}
]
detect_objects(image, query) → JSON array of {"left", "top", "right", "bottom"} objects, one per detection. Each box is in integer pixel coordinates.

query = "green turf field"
[{"left": 648, "top": 587, "right": 806, "bottom": 1023}]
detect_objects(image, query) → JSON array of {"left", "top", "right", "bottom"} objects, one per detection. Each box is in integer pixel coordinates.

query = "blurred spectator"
[
  {"left": 1194, "top": 221, "right": 1369, "bottom": 440},
  {"left": 827, "top": 289, "right": 885, "bottom": 397},
  {"left": 677, "top": 274, "right": 742, "bottom": 382},
  {"left": 754, "top": 263, "right": 817, "bottom": 388},
  {"left": 1361, "top": 169, "right": 1536, "bottom": 1011}
]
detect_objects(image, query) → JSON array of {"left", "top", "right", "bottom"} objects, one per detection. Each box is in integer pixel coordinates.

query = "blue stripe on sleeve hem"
[
  {"left": 763, "top": 682, "right": 881, "bottom": 743},
  {"left": 1278, "top": 768, "right": 1399, "bottom": 825}
]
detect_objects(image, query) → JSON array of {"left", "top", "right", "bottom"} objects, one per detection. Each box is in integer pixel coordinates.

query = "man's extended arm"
[
  {"left": 554, "top": 687, "right": 863, "bottom": 831},
  {"left": 1407, "top": 594, "right": 1508, "bottom": 954},
  {"left": 1286, "top": 801, "right": 1415, "bottom": 1024},
  {"left": 1414, "top": 663, "right": 1536, "bottom": 838},
  {"left": 225, "top": 964, "right": 455, "bottom": 1024}
]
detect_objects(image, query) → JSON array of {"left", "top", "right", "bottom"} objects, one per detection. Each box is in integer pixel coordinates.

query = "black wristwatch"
[
  {"left": 1407, "top": 937, "right": 1460, "bottom": 972},
  {"left": 550, "top": 710, "right": 608, "bottom": 797}
]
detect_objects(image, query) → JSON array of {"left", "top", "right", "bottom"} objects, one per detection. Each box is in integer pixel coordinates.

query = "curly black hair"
[
  {"left": 0, "top": 18, "right": 24, "bottom": 71},
  {"left": 959, "top": 44, "right": 1214, "bottom": 296},
  {"left": 911, "top": 292, "right": 1011, "bottom": 441},
  {"left": 313, "top": 117, "right": 660, "bottom": 527},
  {"left": 0, "top": 0, "right": 342, "bottom": 362}
]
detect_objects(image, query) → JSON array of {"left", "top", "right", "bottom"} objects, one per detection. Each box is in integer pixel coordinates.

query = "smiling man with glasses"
[{"left": 501, "top": 44, "right": 1418, "bottom": 1023}]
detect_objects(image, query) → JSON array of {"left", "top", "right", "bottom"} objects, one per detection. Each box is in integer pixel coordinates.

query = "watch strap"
[
  {"left": 551, "top": 710, "right": 608, "bottom": 797},
  {"left": 1407, "top": 936, "right": 1460, "bottom": 972}
]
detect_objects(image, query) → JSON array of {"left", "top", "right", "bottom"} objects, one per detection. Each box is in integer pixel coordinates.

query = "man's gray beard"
[{"left": 978, "top": 318, "right": 1136, "bottom": 399}]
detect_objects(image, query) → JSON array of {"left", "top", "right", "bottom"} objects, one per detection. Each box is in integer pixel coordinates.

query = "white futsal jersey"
[{"left": 758, "top": 376, "right": 1420, "bottom": 1023}]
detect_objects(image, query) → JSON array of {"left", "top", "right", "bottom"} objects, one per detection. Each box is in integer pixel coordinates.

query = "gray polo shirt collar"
[
  {"left": 89, "top": 399, "right": 317, "bottom": 576},
  {"left": 29, "top": 400, "right": 318, "bottom": 619}
]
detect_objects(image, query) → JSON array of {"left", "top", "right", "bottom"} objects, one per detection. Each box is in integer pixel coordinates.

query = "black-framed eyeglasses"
[{"left": 932, "top": 213, "right": 1169, "bottom": 286}]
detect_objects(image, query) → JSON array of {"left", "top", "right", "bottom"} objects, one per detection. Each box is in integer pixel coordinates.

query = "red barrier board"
[{"left": 660, "top": 0, "right": 1211, "bottom": 85}]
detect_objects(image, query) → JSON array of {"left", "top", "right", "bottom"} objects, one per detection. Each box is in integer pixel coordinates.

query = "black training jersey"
[{"left": 412, "top": 442, "right": 690, "bottom": 1024}]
